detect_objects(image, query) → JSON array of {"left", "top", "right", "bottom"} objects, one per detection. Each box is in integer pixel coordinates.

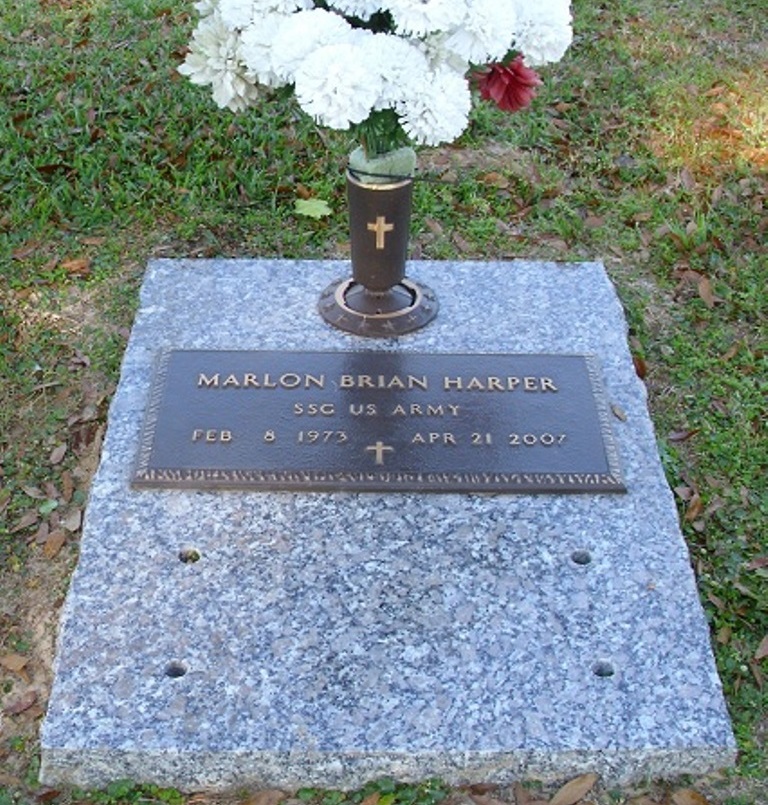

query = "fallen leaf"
[
  {"left": 3, "top": 690, "right": 38, "bottom": 716},
  {"left": 750, "top": 661, "right": 764, "bottom": 689},
  {"left": 294, "top": 198, "right": 332, "bottom": 219},
  {"left": 12, "top": 510, "right": 39, "bottom": 532},
  {"left": 470, "top": 794, "right": 507, "bottom": 805},
  {"left": 627, "top": 797, "right": 658, "bottom": 805},
  {"left": 0, "top": 654, "right": 29, "bottom": 674},
  {"left": 668, "top": 428, "right": 700, "bottom": 442},
  {"left": 12, "top": 240, "right": 42, "bottom": 260},
  {"left": 684, "top": 494, "right": 704, "bottom": 522},
  {"left": 707, "top": 592, "right": 726, "bottom": 611},
  {"left": 464, "top": 785, "right": 498, "bottom": 796},
  {"left": 481, "top": 172, "right": 510, "bottom": 189},
  {"left": 33, "top": 521, "right": 50, "bottom": 545},
  {"left": 61, "top": 470, "right": 75, "bottom": 503},
  {"left": 755, "top": 634, "right": 768, "bottom": 661},
  {"left": 716, "top": 625, "right": 731, "bottom": 644},
  {"left": 512, "top": 783, "right": 532, "bottom": 805},
  {"left": 720, "top": 342, "right": 740, "bottom": 361},
  {"left": 633, "top": 354, "right": 648, "bottom": 379},
  {"left": 43, "top": 529, "right": 67, "bottom": 559},
  {"left": 241, "top": 790, "right": 287, "bottom": 805},
  {"left": 59, "top": 257, "right": 91, "bottom": 277},
  {"left": 697, "top": 275, "right": 717, "bottom": 308},
  {"left": 452, "top": 233, "right": 472, "bottom": 253},
  {"left": 549, "top": 774, "right": 599, "bottom": 805},
  {"left": 61, "top": 508, "right": 82, "bottom": 532},
  {"left": 295, "top": 183, "right": 312, "bottom": 200},
  {"left": 611, "top": 403, "right": 627, "bottom": 421},
  {"left": 360, "top": 794, "right": 380, "bottom": 805},
  {"left": 671, "top": 790, "right": 711, "bottom": 805},
  {"left": 49, "top": 443, "right": 67, "bottom": 465}
]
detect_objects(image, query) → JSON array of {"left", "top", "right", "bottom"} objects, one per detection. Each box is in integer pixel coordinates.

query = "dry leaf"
[
  {"left": 671, "top": 789, "right": 711, "bottom": 805},
  {"left": 61, "top": 508, "right": 82, "bottom": 532},
  {"left": 49, "top": 443, "right": 67, "bottom": 465},
  {"left": 360, "top": 794, "right": 381, "bottom": 805},
  {"left": 511, "top": 783, "right": 529, "bottom": 805},
  {"left": 697, "top": 275, "right": 716, "bottom": 309},
  {"left": 33, "top": 521, "right": 50, "bottom": 545},
  {"left": 241, "top": 790, "right": 287, "bottom": 805},
  {"left": 43, "top": 529, "right": 67, "bottom": 559},
  {"left": 61, "top": 470, "right": 75, "bottom": 503},
  {"left": 3, "top": 690, "right": 38, "bottom": 716},
  {"left": 707, "top": 592, "right": 726, "bottom": 611},
  {"left": 0, "top": 654, "right": 29, "bottom": 674},
  {"left": 611, "top": 403, "right": 627, "bottom": 421},
  {"left": 755, "top": 634, "right": 768, "bottom": 662},
  {"left": 470, "top": 795, "right": 507, "bottom": 805},
  {"left": 549, "top": 774, "right": 599, "bottom": 805},
  {"left": 59, "top": 256, "right": 91, "bottom": 276},
  {"left": 668, "top": 428, "right": 700, "bottom": 442},
  {"left": 684, "top": 494, "right": 704, "bottom": 522},
  {"left": 12, "top": 510, "right": 39, "bottom": 532},
  {"left": 464, "top": 785, "right": 498, "bottom": 796},
  {"left": 716, "top": 625, "right": 732, "bottom": 645},
  {"left": 481, "top": 172, "right": 510, "bottom": 189}
]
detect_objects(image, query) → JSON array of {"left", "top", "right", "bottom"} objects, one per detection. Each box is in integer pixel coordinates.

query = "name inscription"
[{"left": 132, "top": 350, "right": 625, "bottom": 493}]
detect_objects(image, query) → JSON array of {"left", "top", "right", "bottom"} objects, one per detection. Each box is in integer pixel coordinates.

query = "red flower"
[{"left": 474, "top": 55, "right": 542, "bottom": 112}]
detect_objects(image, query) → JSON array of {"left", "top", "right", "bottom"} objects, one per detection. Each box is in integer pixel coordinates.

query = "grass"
[{"left": 1, "top": 0, "right": 766, "bottom": 803}]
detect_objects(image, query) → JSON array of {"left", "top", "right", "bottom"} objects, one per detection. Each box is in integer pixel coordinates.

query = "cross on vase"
[{"left": 367, "top": 215, "right": 394, "bottom": 249}]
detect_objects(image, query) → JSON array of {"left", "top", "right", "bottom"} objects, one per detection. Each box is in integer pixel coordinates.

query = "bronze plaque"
[{"left": 132, "top": 351, "right": 625, "bottom": 493}]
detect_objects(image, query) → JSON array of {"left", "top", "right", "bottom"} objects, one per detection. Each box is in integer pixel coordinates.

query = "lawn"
[{"left": 1, "top": 0, "right": 766, "bottom": 803}]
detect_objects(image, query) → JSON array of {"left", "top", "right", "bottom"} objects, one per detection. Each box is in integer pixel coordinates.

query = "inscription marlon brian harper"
[{"left": 197, "top": 372, "right": 559, "bottom": 393}]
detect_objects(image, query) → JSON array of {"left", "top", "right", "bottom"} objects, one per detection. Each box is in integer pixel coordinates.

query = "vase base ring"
[{"left": 318, "top": 278, "right": 438, "bottom": 337}]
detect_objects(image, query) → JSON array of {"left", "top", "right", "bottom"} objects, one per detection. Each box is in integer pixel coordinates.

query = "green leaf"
[
  {"left": 294, "top": 198, "right": 333, "bottom": 219},
  {"left": 38, "top": 499, "right": 59, "bottom": 516}
]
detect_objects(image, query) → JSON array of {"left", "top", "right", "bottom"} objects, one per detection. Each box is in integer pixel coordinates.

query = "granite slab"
[{"left": 40, "top": 260, "right": 736, "bottom": 791}]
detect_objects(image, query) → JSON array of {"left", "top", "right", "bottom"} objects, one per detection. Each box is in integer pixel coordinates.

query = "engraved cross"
[
  {"left": 366, "top": 440, "right": 394, "bottom": 465},
  {"left": 367, "top": 215, "right": 394, "bottom": 250}
]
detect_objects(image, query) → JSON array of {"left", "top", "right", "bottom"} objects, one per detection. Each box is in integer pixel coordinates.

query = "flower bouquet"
[{"left": 179, "top": 0, "right": 573, "bottom": 334}]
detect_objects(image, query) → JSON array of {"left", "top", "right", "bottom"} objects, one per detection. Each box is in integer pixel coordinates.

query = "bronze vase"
[{"left": 318, "top": 170, "right": 438, "bottom": 337}]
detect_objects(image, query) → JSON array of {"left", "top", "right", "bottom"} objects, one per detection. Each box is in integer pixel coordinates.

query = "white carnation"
[
  {"left": 511, "top": 0, "right": 572, "bottom": 64},
  {"left": 239, "top": 13, "right": 292, "bottom": 86},
  {"left": 398, "top": 65, "right": 471, "bottom": 145},
  {"left": 218, "top": 0, "right": 255, "bottom": 29},
  {"left": 361, "top": 34, "right": 429, "bottom": 109},
  {"left": 387, "top": 0, "right": 464, "bottom": 37},
  {"left": 293, "top": 42, "right": 384, "bottom": 130},
  {"left": 178, "top": 12, "right": 259, "bottom": 112},
  {"left": 268, "top": 9, "right": 354, "bottom": 82},
  {"left": 194, "top": 0, "right": 218, "bottom": 16},
  {"left": 445, "top": 0, "right": 518, "bottom": 63},
  {"left": 326, "top": 0, "right": 382, "bottom": 18}
]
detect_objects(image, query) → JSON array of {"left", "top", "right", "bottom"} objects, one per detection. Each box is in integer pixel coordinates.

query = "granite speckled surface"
[{"left": 40, "top": 260, "right": 736, "bottom": 791}]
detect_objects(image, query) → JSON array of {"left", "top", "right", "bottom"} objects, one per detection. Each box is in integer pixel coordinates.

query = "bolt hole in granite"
[{"left": 40, "top": 260, "right": 736, "bottom": 791}]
